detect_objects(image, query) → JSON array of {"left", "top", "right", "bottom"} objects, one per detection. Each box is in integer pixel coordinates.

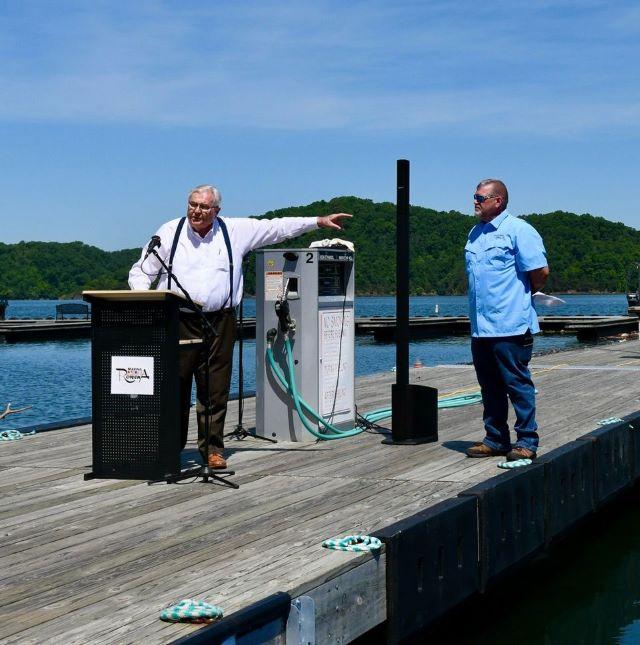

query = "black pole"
[
  {"left": 224, "top": 262, "right": 276, "bottom": 443},
  {"left": 384, "top": 159, "right": 439, "bottom": 445},
  {"left": 237, "top": 298, "right": 244, "bottom": 423},
  {"left": 395, "top": 159, "right": 410, "bottom": 423}
]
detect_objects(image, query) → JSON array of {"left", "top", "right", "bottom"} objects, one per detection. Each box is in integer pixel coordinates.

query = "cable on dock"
[
  {"left": 497, "top": 458, "right": 533, "bottom": 469},
  {"left": 268, "top": 336, "right": 483, "bottom": 441},
  {"left": 321, "top": 535, "right": 383, "bottom": 553},
  {"left": 0, "top": 429, "right": 36, "bottom": 441},
  {"left": 597, "top": 417, "right": 624, "bottom": 426},
  {"left": 160, "top": 599, "right": 224, "bottom": 623}
]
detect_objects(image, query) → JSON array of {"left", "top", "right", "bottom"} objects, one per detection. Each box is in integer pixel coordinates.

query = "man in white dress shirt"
[{"left": 129, "top": 184, "right": 351, "bottom": 469}]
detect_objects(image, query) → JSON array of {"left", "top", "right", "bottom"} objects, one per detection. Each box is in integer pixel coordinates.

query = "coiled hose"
[{"left": 266, "top": 335, "right": 482, "bottom": 441}]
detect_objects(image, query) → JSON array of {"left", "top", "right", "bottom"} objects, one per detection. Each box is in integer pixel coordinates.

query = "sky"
[{"left": 1, "top": 0, "right": 638, "bottom": 250}]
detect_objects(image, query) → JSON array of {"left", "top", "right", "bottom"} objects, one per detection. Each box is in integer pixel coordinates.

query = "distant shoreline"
[{"left": 3, "top": 291, "right": 631, "bottom": 302}]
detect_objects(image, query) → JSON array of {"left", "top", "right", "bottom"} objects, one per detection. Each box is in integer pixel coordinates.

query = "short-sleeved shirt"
[{"left": 465, "top": 210, "right": 547, "bottom": 337}]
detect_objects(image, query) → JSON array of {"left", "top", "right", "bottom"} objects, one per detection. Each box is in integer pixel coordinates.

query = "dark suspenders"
[
  {"left": 167, "top": 217, "right": 186, "bottom": 290},
  {"left": 217, "top": 217, "right": 234, "bottom": 309},
  {"left": 167, "top": 216, "right": 234, "bottom": 309}
]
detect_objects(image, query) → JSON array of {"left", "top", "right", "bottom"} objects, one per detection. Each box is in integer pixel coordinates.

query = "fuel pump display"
[{"left": 255, "top": 248, "right": 356, "bottom": 442}]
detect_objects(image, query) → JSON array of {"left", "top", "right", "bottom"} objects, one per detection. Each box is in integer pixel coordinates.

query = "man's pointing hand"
[{"left": 316, "top": 213, "right": 352, "bottom": 231}]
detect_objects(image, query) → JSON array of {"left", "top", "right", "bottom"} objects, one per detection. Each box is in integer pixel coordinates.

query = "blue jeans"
[{"left": 471, "top": 332, "right": 539, "bottom": 453}]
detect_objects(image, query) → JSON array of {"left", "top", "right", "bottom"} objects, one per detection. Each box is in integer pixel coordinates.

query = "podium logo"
[
  {"left": 111, "top": 356, "right": 154, "bottom": 396},
  {"left": 115, "top": 366, "right": 150, "bottom": 383}
]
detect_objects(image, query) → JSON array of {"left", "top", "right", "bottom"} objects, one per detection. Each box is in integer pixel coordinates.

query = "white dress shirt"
[{"left": 128, "top": 216, "right": 318, "bottom": 312}]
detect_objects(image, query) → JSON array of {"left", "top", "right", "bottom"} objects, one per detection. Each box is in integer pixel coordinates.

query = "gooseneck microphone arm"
[{"left": 143, "top": 235, "right": 162, "bottom": 261}]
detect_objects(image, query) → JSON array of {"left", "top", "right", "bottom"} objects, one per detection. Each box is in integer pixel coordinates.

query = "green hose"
[
  {"left": 364, "top": 392, "right": 483, "bottom": 424},
  {"left": 268, "top": 339, "right": 363, "bottom": 439},
  {"left": 266, "top": 336, "right": 482, "bottom": 441}
]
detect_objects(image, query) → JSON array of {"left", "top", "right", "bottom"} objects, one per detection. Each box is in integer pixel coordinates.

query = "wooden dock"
[
  {"left": 357, "top": 314, "right": 640, "bottom": 342},
  {"left": 0, "top": 318, "right": 258, "bottom": 343},
  {"left": 2, "top": 314, "right": 638, "bottom": 343},
  {"left": 0, "top": 319, "right": 92, "bottom": 342},
  {"left": 1, "top": 340, "right": 640, "bottom": 643}
]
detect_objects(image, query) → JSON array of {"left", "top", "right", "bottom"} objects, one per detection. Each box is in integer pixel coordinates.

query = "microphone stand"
[
  {"left": 148, "top": 247, "right": 239, "bottom": 489},
  {"left": 224, "top": 294, "right": 277, "bottom": 444}
]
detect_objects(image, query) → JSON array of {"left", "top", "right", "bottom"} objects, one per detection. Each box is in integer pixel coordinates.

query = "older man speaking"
[{"left": 129, "top": 184, "right": 351, "bottom": 469}]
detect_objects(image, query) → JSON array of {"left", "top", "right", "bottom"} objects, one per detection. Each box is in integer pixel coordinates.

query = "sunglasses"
[
  {"left": 473, "top": 194, "right": 499, "bottom": 204},
  {"left": 188, "top": 201, "right": 214, "bottom": 212}
]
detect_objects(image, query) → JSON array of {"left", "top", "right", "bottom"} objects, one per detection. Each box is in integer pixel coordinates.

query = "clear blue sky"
[{"left": 1, "top": 1, "right": 638, "bottom": 250}]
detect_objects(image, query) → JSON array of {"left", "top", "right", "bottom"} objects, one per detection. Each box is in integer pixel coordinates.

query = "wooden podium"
[{"left": 82, "top": 290, "right": 197, "bottom": 480}]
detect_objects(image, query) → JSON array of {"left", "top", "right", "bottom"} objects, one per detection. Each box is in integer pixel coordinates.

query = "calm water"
[
  {"left": 420, "top": 486, "right": 640, "bottom": 645},
  {"left": 0, "top": 294, "right": 626, "bottom": 430}
]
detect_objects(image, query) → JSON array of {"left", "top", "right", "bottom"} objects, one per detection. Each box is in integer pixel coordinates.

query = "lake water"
[
  {"left": 418, "top": 485, "right": 640, "bottom": 645},
  {"left": 0, "top": 294, "right": 627, "bottom": 430}
]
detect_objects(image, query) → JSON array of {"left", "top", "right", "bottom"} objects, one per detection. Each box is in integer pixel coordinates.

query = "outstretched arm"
[{"left": 240, "top": 212, "right": 353, "bottom": 255}]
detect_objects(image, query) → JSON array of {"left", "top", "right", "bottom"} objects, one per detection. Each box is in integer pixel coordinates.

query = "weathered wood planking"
[{"left": 1, "top": 339, "right": 640, "bottom": 643}]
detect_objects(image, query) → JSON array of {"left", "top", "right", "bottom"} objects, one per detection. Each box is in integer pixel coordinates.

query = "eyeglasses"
[
  {"left": 188, "top": 201, "right": 214, "bottom": 212},
  {"left": 473, "top": 194, "right": 499, "bottom": 204}
]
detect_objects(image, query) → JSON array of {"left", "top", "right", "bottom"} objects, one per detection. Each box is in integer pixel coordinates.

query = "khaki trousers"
[{"left": 179, "top": 309, "right": 236, "bottom": 460}]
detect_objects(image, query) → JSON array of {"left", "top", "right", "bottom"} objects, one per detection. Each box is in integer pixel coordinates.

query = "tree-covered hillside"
[
  {"left": 522, "top": 211, "right": 639, "bottom": 293},
  {"left": 243, "top": 196, "right": 472, "bottom": 295},
  {"left": 1, "top": 197, "right": 639, "bottom": 298},
  {"left": 244, "top": 197, "right": 640, "bottom": 295},
  {"left": 0, "top": 241, "right": 140, "bottom": 298}
]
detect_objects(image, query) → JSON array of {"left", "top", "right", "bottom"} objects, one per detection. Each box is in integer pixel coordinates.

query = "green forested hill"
[
  {"left": 0, "top": 241, "right": 140, "bottom": 298},
  {"left": 522, "top": 211, "right": 638, "bottom": 293},
  {"left": 1, "top": 197, "right": 639, "bottom": 298},
  {"left": 244, "top": 197, "right": 640, "bottom": 295}
]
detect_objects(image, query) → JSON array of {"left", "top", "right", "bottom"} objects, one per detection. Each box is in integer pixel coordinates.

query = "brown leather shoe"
[
  {"left": 465, "top": 442, "right": 509, "bottom": 458},
  {"left": 207, "top": 453, "right": 227, "bottom": 469},
  {"left": 506, "top": 447, "right": 536, "bottom": 461}
]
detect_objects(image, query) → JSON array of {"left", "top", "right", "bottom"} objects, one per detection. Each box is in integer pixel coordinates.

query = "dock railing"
[{"left": 55, "top": 303, "right": 90, "bottom": 320}]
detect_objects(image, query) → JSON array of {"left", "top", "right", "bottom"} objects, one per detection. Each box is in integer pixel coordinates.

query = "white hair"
[{"left": 189, "top": 184, "right": 222, "bottom": 207}]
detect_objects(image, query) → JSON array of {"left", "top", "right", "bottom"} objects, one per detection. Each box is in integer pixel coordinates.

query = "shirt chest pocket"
[
  {"left": 214, "top": 254, "right": 230, "bottom": 270},
  {"left": 464, "top": 242, "right": 477, "bottom": 267},
  {"left": 484, "top": 242, "right": 514, "bottom": 268},
  {"left": 187, "top": 251, "right": 231, "bottom": 281},
  {"left": 211, "top": 255, "right": 231, "bottom": 284}
]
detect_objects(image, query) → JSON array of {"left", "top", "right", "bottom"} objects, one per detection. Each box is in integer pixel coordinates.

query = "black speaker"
[{"left": 384, "top": 383, "right": 438, "bottom": 445}]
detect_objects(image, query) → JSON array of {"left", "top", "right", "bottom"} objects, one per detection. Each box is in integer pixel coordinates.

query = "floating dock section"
[
  {"left": 357, "top": 314, "right": 640, "bottom": 342},
  {"left": 0, "top": 319, "right": 92, "bottom": 342},
  {"left": 1, "top": 341, "right": 640, "bottom": 642},
  {"left": 2, "top": 314, "right": 638, "bottom": 343}
]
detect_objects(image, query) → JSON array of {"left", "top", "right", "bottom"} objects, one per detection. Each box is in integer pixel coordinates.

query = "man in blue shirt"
[{"left": 464, "top": 179, "right": 549, "bottom": 461}]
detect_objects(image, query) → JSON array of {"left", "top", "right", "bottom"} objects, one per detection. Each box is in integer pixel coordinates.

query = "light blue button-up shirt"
[{"left": 465, "top": 210, "right": 547, "bottom": 337}]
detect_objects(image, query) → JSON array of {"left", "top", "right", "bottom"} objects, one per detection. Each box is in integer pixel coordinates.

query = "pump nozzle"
[
  {"left": 275, "top": 298, "right": 295, "bottom": 333},
  {"left": 266, "top": 328, "right": 277, "bottom": 345}
]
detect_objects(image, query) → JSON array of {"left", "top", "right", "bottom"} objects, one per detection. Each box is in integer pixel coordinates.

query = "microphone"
[{"left": 143, "top": 235, "right": 161, "bottom": 261}]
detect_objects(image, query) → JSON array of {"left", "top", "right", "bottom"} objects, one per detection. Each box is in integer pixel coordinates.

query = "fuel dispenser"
[{"left": 255, "top": 247, "right": 355, "bottom": 442}]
